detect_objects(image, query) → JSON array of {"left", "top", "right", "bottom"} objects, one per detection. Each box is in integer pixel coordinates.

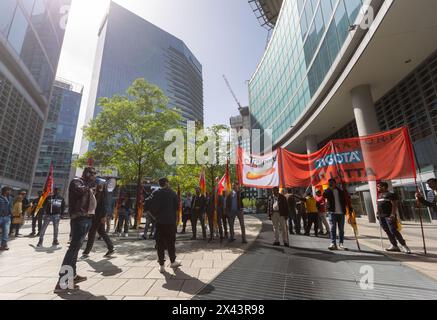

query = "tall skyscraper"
[
  {"left": 81, "top": 1, "right": 204, "bottom": 155},
  {"left": 32, "top": 78, "right": 82, "bottom": 196},
  {"left": 248, "top": 0, "right": 437, "bottom": 221},
  {"left": 0, "top": 0, "right": 71, "bottom": 191}
]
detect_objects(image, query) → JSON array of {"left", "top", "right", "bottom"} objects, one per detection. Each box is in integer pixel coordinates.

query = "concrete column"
[
  {"left": 306, "top": 135, "right": 318, "bottom": 196},
  {"left": 351, "top": 84, "right": 379, "bottom": 223}
]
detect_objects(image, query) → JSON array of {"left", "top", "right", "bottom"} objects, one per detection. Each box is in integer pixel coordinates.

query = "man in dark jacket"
[
  {"left": 55, "top": 167, "right": 97, "bottom": 292},
  {"left": 147, "top": 177, "right": 181, "bottom": 273},
  {"left": 323, "top": 179, "right": 348, "bottom": 251},
  {"left": 37, "top": 188, "right": 65, "bottom": 247},
  {"left": 191, "top": 188, "right": 207, "bottom": 240},
  {"left": 416, "top": 178, "right": 437, "bottom": 220},
  {"left": 268, "top": 187, "right": 290, "bottom": 246},
  {"left": 81, "top": 182, "right": 115, "bottom": 259},
  {"left": 217, "top": 191, "right": 229, "bottom": 239},
  {"left": 226, "top": 183, "right": 247, "bottom": 244}
]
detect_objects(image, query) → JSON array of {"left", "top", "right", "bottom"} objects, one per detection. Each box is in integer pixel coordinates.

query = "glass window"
[
  {"left": 7, "top": 6, "right": 28, "bottom": 54},
  {"left": 0, "top": 0, "right": 17, "bottom": 36}
]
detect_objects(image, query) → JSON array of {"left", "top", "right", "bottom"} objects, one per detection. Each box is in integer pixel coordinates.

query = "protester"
[
  {"left": 323, "top": 179, "right": 349, "bottom": 250},
  {"left": 268, "top": 187, "right": 290, "bottom": 247},
  {"left": 416, "top": 178, "right": 437, "bottom": 220},
  {"left": 377, "top": 182, "right": 411, "bottom": 253},
  {"left": 37, "top": 188, "right": 65, "bottom": 247},
  {"left": 285, "top": 188, "right": 297, "bottom": 235},
  {"left": 206, "top": 191, "right": 217, "bottom": 242},
  {"left": 226, "top": 183, "right": 247, "bottom": 244},
  {"left": 116, "top": 193, "right": 132, "bottom": 237},
  {"left": 292, "top": 191, "right": 318, "bottom": 236},
  {"left": 180, "top": 192, "right": 192, "bottom": 234},
  {"left": 29, "top": 191, "right": 44, "bottom": 237},
  {"left": 143, "top": 186, "right": 156, "bottom": 239},
  {"left": 0, "top": 186, "right": 12, "bottom": 251},
  {"left": 55, "top": 167, "right": 97, "bottom": 292},
  {"left": 82, "top": 182, "right": 115, "bottom": 259},
  {"left": 146, "top": 177, "right": 181, "bottom": 273},
  {"left": 217, "top": 190, "right": 229, "bottom": 240},
  {"left": 191, "top": 188, "right": 207, "bottom": 240},
  {"left": 10, "top": 191, "right": 25, "bottom": 237},
  {"left": 315, "top": 190, "right": 330, "bottom": 235},
  {"left": 295, "top": 195, "right": 308, "bottom": 235}
]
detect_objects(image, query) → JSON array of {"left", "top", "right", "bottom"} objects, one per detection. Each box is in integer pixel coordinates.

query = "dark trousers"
[
  {"left": 380, "top": 216, "right": 406, "bottom": 247},
  {"left": 288, "top": 208, "right": 297, "bottom": 234},
  {"left": 83, "top": 217, "right": 114, "bottom": 255},
  {"left": 295, "top": 212, "right": 308, "bottom": 233},
  {"left": 117, "top": 215, "right": 129, "bottom": 234},
  {"left": 207, "top": 210, "right": 225, "bottom": 240},
  {"left": 156, "top": 224, "right": 177, "bottom": 266},
  {"left": 306, "top": 212, "right": 319, "bottom": 235},
  {"left": 10, "top": 224, "right": 20, "bottom": 236},
  {"left": 218, "top": 208, "right": 228, "bottom": 238},
  {"left": 191, "top": 210, "right": 206, "bottom": 239},
  {"left": 60, "top": 217, "right": 92, "bottom": 278},
  {"left": 32, "top": 213, "right": 43, "bottom": 233},
  {"left": 181, "top": 208, "right": 191, "bottom": 232}
]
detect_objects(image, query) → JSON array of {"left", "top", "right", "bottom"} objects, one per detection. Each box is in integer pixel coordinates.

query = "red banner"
[
  {"left": 282, "top": 127, "right": 416, "bottom": 187},
  {"left": 238, "top": 127, "right": 417, "bottom": 188}
]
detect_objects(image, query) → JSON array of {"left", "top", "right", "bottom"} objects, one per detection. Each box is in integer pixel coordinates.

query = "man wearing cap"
[{"left": 146, "top": 178, "right": 181, "bottom": 273}]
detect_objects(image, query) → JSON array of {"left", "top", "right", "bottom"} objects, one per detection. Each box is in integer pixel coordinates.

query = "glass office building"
[
  {"left": 81, "top": 1, "right": 203, "bottom": 154},
  {"left": 0, "top": 0, "right": 70, "bottom": 191},
  {"left": 33, "top": 79, "right": 82, "bottom": 196},
  {"left": 249, "top": 0, "right": 437, "bottom": 221}
]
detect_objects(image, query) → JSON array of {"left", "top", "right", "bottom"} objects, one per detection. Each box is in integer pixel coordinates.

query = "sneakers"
[
  {"left": 74, "top": 275, "right": 87, "bottom": 284},
  {"left": 0, "top": 246, "right": 9, "bottom": 251},
  {"left": 80, "top": 253, "right": 89, "bottom": 260},
  {"left": 170, "top": 261, "right": 182, "bottom": 269},
  {"left": 124, "top": 233, "right": 129, "bottom": 238},
  {"left": 339, "top": 243, "right": 347, "bottom": 250},
  {"left": 328, "top": 244, "right": 338, "bottom": 251},
  {"left": 284, "top": 243, "right": 290, "bottom": 247},
  {"left": 36, "top": 242, "right": 43, "bottom": 248},
  {"left": 242, "top": 239, "right": 248, "bottom": 244},
  {"left": 29, "top": 232, "right": 36, "bottom": 237},
  {"left": 54, "top": 282, "right": 79, "bottom": 293},
  {"left": 52, "top": 240, "right": 59, "bottom": 246},
  {"left": 159, "top": 265, "right": 166, "bottom": 274},
  {"left": 401, "top": 245, "right": 412, "bottom": 254},
  {"left": 104, "top": 249, "right": 115, "bottom": 257},
  {"left": 386, "top": 245, "right": 401, "bottom": 252},
  {"left": 273, "top": 242, "right": 280, "bottom": 246}
]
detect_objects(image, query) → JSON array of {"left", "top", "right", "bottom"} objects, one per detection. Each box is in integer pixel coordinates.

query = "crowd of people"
[{"left": 2, "top": 167, "right": 437, "bottom": 292}]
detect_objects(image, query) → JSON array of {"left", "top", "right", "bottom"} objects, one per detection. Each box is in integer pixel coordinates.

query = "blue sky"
[{"left": 56, "top": 0, "right": 268, "bottom": 153}]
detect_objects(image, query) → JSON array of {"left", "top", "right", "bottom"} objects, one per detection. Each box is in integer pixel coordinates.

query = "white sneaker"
[
  {"left": 401, "top": 245, "right": 412, "bottom": 254},
  {"left": 386, "top": 245, "right": 401, "bottom": 252},
  {"left": 124, "top": 233, "right": 129, "bottom": 238},
  {"left": 170, "top": 261, "right": 182, "bottom": 269},
  {"left": 159, "top": 265, "right": 165, "bottom": 274},
  {"left": 328, "top": 244, "right": 338, "bottom": 251}
]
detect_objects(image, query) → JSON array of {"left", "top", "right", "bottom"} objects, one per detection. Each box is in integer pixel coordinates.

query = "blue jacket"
[{"left": 0, "top": 195, "right": 12, "bottom": 217}]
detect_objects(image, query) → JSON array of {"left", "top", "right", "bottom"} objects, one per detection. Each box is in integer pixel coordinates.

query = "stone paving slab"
[{"left": 0, "top": 215, "right": 262, "bottom": 300}]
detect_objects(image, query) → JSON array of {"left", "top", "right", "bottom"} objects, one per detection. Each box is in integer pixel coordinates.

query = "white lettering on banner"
[{"left": 314, "top": 151, "right": 363, "bottom": 169}]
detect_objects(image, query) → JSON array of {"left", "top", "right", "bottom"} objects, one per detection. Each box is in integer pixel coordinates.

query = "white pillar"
[
  {"left": 351, "top": 84, "right": 379, "bottom": 223},
  {"left": 306, "top": 135, "right": 318, "bottom": 196}
]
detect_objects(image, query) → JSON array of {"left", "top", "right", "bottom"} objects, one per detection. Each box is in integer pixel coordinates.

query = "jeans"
[
  {"left": 32, "top": 213, "right": 43, "bottom": 234},
  {"left": 0, "top": 216, "right": 11, "bottom": 247},
  {"left": 60, "top": 217, "right": 92, "bottom": 278},
  {"left": 379, "top": 216, "right": 406, "bottom": 247},
  {"left": 156, "top": 224, "right": 177, "bottom": 266},
  {"left": 191, "top": 210, "right": 206, "bottom": 239},
  {"left": 83, "top": 217, "right": 114, "bottom": 255},
  {"left": 295, "top": 211, "right": 308, "bottom": 234},
  {"left": 39, "top": 214, "right": 61, "bottom": 244},
  {"left": 328, "top": 213, "right": 345, "bottom": 245},
  {"left": 228, "top": 210, "right": 246, "bottom": 241},
  {"left": 117, "top": 215, "right": 130, "bottom": 234}
]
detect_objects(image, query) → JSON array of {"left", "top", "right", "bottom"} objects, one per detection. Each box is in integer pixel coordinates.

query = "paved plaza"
[{"left": 0, "top": 214, "right": 437, "bottom": 300}]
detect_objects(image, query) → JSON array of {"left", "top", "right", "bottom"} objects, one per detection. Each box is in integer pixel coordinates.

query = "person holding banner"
[
  {"left": 323, "top": 179, "right": 349, "bottom": 251},
  {"left": 226, "top": 183, "right": 247, "bottom": 244},
  {"left": 377, "top": 182, "right": 411, "bottom": 254},
  {"left": 268, "top": 187, "right": 290, "bottom": 247},
  {"left": 416, "top": 178, "right": 437, "bottom": 220}
]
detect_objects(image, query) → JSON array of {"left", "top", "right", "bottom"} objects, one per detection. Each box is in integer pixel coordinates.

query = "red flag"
[
  {"left": 35, "top": 162, "right": 54, "bottom": 216},
  {"left": 199, "top": 169, "right": 206, "bottom": 196}
]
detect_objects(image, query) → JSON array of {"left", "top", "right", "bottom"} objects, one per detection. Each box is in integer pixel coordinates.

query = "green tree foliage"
[{"left": 77, "top": 78, "right": 182, "bottom": 185}]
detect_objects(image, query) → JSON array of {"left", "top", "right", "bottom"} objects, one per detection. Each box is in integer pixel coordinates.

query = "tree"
[{"left": 78, "top": 78, "right": 182, "bottom": 192}]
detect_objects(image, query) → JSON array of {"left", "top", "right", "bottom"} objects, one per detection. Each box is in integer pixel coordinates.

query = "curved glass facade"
[{"left": 249, "top": 0, "right": 364, "bottom": 144}]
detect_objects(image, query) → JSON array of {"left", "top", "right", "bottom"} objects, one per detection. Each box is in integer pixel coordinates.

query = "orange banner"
[{"left": 282, "top": 127, "right": 416, "bottom": 187}]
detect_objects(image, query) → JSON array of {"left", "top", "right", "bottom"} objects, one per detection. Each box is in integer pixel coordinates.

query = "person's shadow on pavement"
[
  {"left": 29, "top": 244, "right": 62, "bottom": 254},
  {"left": 84, "top": 258, "right": 124, "bottom": 277},
  {"left": 162, "top": 268, "right": 215, "bottom": 297},
  {"left": 55, "top": 288, "right": 108, "bottom": 300}
]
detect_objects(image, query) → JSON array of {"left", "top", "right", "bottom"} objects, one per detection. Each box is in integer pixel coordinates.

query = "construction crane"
[{"left": 223, "top": 75, "right": 243, "bottom": 110}]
